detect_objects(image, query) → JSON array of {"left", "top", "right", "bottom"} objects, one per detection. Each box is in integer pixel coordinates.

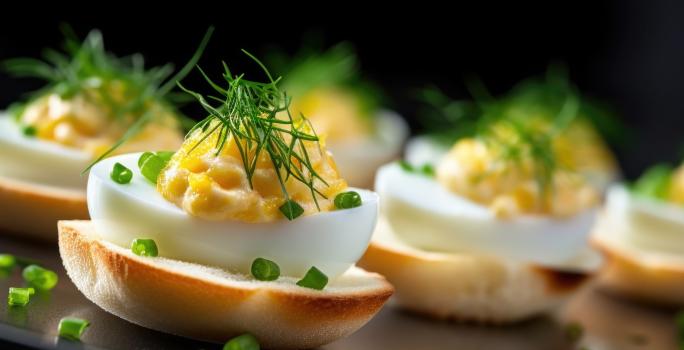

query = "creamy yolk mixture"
[
  {"left": 19, "top": 84, "right": 183, "bottom": 156},
  {"left": 157, "top": 121, "right": 348, "bottom": 222},
  {"left": 437, "top": 136, "right": 599, "bottom": 218},
  {"left": 287, "top": 87, "right": 371, "bottom": 143},
  {"left": 666, "top": 164, "right": 684, "bottom": 205}
]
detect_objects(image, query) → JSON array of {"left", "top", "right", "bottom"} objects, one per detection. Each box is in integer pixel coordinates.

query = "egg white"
[
  {"left": 0, "top": 114, "right": 90, "bottom": 190},
  {"left": 88, "top": 153, "right": 379, "bottom": 279},
  {"left": 328, "top": 110, "right": 408, "bottom": 187},
  {"left": 375, "top": 163, "right": 597, "bottom": 266},
  {"left": 595, "top": 185, "right": 684, "bottom": 255}
]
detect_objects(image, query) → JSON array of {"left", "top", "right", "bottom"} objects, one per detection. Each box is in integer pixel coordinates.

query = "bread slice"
[
  {"left": 0, "top": 176, "right": 87, "bottom": 241},
  {"left": 58, "top": 220, "right": 393, "bottom": 349},
  {"left": 592, "top": 232, "right": 684, "bottom": 305},
  {"left": 357, "top": 219, "right": 597, "bottom": 323}
]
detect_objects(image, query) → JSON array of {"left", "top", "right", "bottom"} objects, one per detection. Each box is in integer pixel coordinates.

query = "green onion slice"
[
  {"left": 21, "top": 125, "right": 37, "bottom": 137},
  {"left": 22, "top": 264, "right": 58, "bottom": 291},
  {"left": 58, "top": 317, "right": 90, "bottom": 341},
  {"left": 633, "top": 164, "right": 673, "bottom": 199},
  {"left": 223, "top": 333, "right": 260, "bottom": 350},
  {"left": 7, "top": 287, "right": 33, "bottom": 306},
  {"left": 251, "top": 258, "right": 280, "bottom": 281},
  {"left": 131, "top": 238, "right": 159, "bottom": 257},
  {"left": 279, "top": 199, "right": 304, "bottom": 220},
  {"left": 296, "top": 266, "right": 328, "bottom": 290},
  {"left": 0, "top": 254, "right": 16, "bottom": 269},
  {"left": 334, "top": 191, "right": 363, "bottom": 209},
  {"left": 110, "top": 162, "right": 133, "bottom": 184},
  {"left": 138, "top": 152, "right": 171, "bottom": 184}
]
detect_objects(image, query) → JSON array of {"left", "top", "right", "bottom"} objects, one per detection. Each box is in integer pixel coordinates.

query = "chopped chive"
[
  {"left": 138, "top": 152, "right": 169, "bottom": 184},
  {"left": 398, "top": 160, "right": 413, "bottom": 172},
  {"left": 156, "top": 151, "right": 175, "bottom": 162},
  {"left": 58, "top": 317, "right": 90, "bottom": 341},
  {"left": 7, "top": 287, "right": 33, "bottom": 306},
  {"left": 223, "top": 333, "right": 260, "bottom": 350},
  {"left": 279, "top": 199, "right": 304, "bottom": 220},
  {"left": 296, "top": 266, "right": 328, "bottom": 290},
  {"left": 0, "top": 254, "right": 16, "bottom": 269},
  {"left": 633, "top": 164, "right": 673, "bottom": 200},
  {"left": 22, "top": 265, "right": 58, "bottom": 291},
  {"left": 334, "top": 191, "right": 363, "bottom": 209},
  {"left": 251, "top": 258, "right": 280, "bottom": 281},
  {"left": 110, "top": 162, "right": 133, "bottom": 184},
  {"left": 21, "top": 125, "right": 37, "bottom": 137},
  {"left": 421, "top": 164, "right": 436, "bottom": 177},
  {"left": 131, "top": 238, "right": 158, "bottom": 257}
]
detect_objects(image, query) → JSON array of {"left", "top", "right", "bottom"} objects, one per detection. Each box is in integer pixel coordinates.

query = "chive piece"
[
  {"left": 633, "top": 164, "right": 673, "bottom": 199},
  {"left": 398, "top": 160, "right": 413, "bottom": 172},
  {"left": 279, "top": 200, "right": 304, "bottom": 220},
  {"left": 138, "top": 152, "right": 169, "bottom": 184},
  {"left": 58, "top": 317, "right": 90, "bottom": 341},
  {"left": 296, "top": 266, "right": 328, "bottom": 290},
  {"left": 251, "top": 258, "right": 280, "bottom": 281},
  {"left": 565, "top": 322, "right": 584, "bottom": 342},
  {"left": 138, "top": 151, "right": 154, "bottom": 168},
  {"left": 22, "top": 265, "right": 58, "bottom": 291},
  {"left": 131, "top": 238, "right": 158, "bottom": 257},
  {"left": 110, "top": 162, "right": 133, "bottom": 184},
  {"left": 223, "top": 333, "right": 260, "bottom": 350},
  {"left": 334, "top": 191, "right": 363, "bottom": 209},
  {"left": 156, "top": 151, "right": 175, "bottom": 162},
  {"left": 0, "top": 254, "right": 16, "bottom": 269},
  {"left": 21, "top": 125, "right": 37, "bottom": 137},
  {"left": 7, "top": 287, "right": 33, "bottom": 306},
  {"left": 421, "top": 164, "right": 436, "bottom": 177}
]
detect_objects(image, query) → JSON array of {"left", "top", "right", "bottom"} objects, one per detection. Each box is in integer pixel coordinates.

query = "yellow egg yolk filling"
[
  {"left": 157, "top": 121, "right": 348, "bottom": 222},
  {"left": 18, "top": 82, "right": 183, "bottom": 157},
  {"left": 287, "top": 87, "right": 372, "bottom": 143},
  {"left": 666, "top": 164, "right": 684, "bottom": 205},
  {"left": 437, "top": 133, "right": 599, "bottom": 218}
]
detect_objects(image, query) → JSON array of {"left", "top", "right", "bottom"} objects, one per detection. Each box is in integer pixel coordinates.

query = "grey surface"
[{"left": 0, "top": 234, "right": 679, "bottom": 350}]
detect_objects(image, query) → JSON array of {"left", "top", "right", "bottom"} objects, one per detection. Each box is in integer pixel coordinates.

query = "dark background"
[{"left": 0, "top": 2, "right": 682, "bottom": 179}]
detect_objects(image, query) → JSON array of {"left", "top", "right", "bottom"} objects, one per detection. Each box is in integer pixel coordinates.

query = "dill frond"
[{"left": 179, "top": 50, "right": 330, "bottom": 209}]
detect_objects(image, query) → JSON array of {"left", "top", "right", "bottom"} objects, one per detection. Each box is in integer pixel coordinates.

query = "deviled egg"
[
  {"left": 360, "top": 92, "right": 603, "bottom": 322},
  {"left": 275, "top": 43, "right": 408, "bottom": 187},
  {"left": 593, "top": 161, "right": 684, "bottom": 304},
  {"left": 58, "top": 55, "right": 392, "bottom": 349},
  {"left": 407, "top": 69, "right": 620, "bottom": 192},
  {"left": 0, "top": 28, "right": 210, "bottom": 239}
]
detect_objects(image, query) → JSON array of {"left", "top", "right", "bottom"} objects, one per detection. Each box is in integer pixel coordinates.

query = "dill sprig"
[
  {"left": 179, "top": 51, "right": 330, "bottom": 214},
  {"left": 3, "top": 25, "right": 214, "bottom": 167},
  {"left": 417, "top": 66, "right": 593, "bottom": 195}
]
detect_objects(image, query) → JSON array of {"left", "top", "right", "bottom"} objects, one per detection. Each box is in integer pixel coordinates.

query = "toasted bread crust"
[
  {"left": 58, "top": 220, "right": 392, "bottom": 349},
  {"left": 592, "top": 235, "right": 684, "bottom": 305},
  {"left": 359, "top": 240, "right": 590, "bottom": 323},
  {"left": 0, "top": 176, "right": 87, "bottom": 241}
]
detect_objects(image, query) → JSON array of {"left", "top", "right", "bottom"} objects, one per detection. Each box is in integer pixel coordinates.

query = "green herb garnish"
[
  {"left": 21, "top": 125, "right": 37, "bottom": 136},
  {"left": 58, "top": 317, "right": 90, "bottom": 341},
  {"left": 251, "top": 258, "right": 280, "bottom": 281},
  {"left": 178, "top": 51, "right": 333, "bottom": 220},
  {"left": 334, "top": 191, "right": 363, "bottom": 209},
  {"left": 138, "top": 151, "right": 170, "bottom": 184},
  {"left": 296, "top": 266, "right": 328, "bottom": 290},
  {"left": 0, "top": 254, "right": 16, "bottom": 270},
  {"left": 22, "top": 264, "right": 58, "bottom": 291},
  {"left": 632, "top": 164, "right": 673, "bottom": 200},
  {"left": 7, "top": 287, "right": 34, "bottom": 307},
  {"left": 398, "top": 160, "right": 436, "bottom": 178},
  {"left": 131, "top": 238, "right": 158, "bottom": 257},
  {"left": 223, "top": 333, "right": 260, "bottom": 350},
  {"left": 110, "top": 162, "right": 133, "bottom": 184}
]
